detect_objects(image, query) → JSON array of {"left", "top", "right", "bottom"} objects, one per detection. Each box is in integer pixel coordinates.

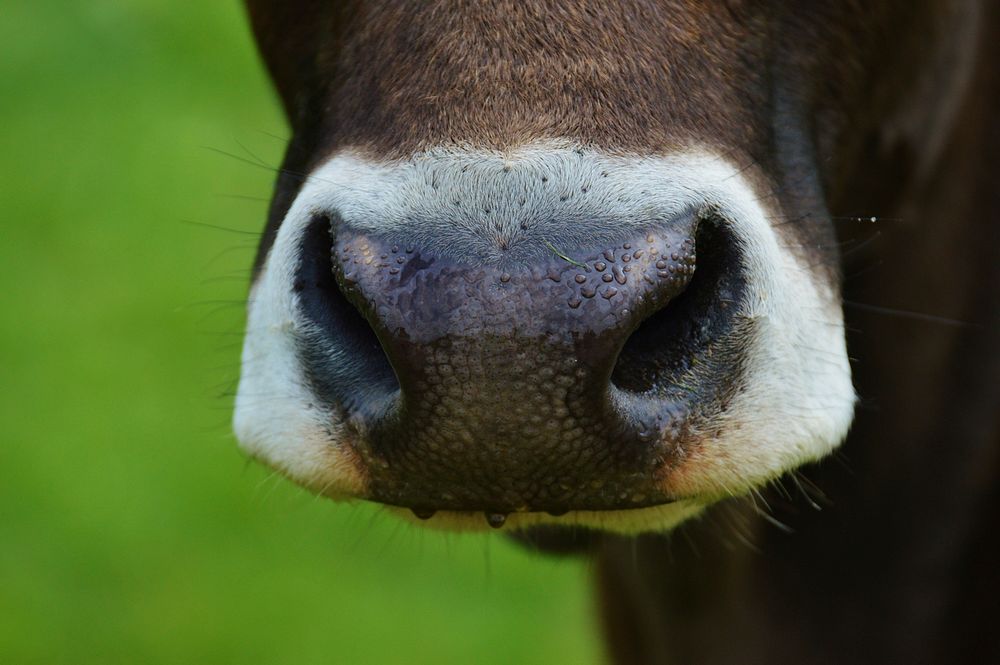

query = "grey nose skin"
[{"left": 329, "top": 217, "right": 698, "bottom": 514}]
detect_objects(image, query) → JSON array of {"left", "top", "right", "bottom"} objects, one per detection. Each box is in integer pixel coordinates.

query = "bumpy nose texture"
[{"left": 333, "top": 220, "right": 697, "bottom": 512}]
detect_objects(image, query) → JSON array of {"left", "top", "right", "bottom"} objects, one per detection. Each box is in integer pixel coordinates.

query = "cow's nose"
[{"left": 296, "top": 211, "right": 709, "bottom": 514}]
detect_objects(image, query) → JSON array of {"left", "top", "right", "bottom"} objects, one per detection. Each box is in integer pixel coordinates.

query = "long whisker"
[{"left": 843, "top": 300, "right": 975, "bottom": 328}]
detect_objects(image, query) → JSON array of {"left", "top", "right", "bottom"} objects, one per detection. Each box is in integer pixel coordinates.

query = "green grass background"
[{"left": 0, "top": 2, "right": 603, "bottom": 663}]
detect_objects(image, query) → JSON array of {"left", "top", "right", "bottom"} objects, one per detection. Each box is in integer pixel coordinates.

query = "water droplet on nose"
[
  {"left": 567, "top": 297, "right": 582, "bottom": 309},
  {"left": 574, "top": 274, "right": 587, "bottom": 284},
  {"left": 411, "top": 508, "right": 436, "bottom": 520},
  {"left": 485, "top": 512, "right": 507, "bottom": 528},
  {"left": 602, "top": 274, "right": 613, "bottom": 283},
  {"left": 603, "top": 249, "right": 616, "bottom": 262},
  {"left": 500, "top": 273, "right": 511, "bottom": 283},
  {"left": 595, "top": 261, "right": 607, "bottom": 272}
]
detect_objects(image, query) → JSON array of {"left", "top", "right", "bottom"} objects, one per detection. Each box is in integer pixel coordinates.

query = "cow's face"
[{"left": 235, "top": 1, "right": 965, "bottom": 532}]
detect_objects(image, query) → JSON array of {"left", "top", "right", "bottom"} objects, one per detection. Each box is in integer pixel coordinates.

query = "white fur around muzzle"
[{"left": 233, "top": 142, "right": 855, "bottom": 533}]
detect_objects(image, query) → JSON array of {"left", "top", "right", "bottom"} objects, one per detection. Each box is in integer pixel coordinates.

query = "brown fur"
[
  {"left": 245, "top": 1, "right": 952, "bottom": 278},
  {"left": 252, "top": 1, "right": 766, "bottom": 156},
  {"left": 243, "top": 0, "right": 999, "bottom": 662}
]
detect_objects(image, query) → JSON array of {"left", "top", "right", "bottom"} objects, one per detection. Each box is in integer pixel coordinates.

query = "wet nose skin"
[{"left": 329, "top": 216, "right": 699, "bottom": 514}]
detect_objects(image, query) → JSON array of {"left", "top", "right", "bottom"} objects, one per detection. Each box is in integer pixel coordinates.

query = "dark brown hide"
[
  {"left": 243, "top": 0, "right": 1000, "bottom": 662},
  {"left": 595, "top": 4, "right": 1000, "bottom": 665},
  {"left": 250, "top": 0, "right": 769, "bottom": 155},
  {"left": 246, "top": 0, "right": 789, "bottom": 278}
]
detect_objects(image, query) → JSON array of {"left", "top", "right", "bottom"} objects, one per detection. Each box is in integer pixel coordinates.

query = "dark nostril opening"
[
  {"left": 612, "top": 217, "right": 746, "bottom": 395},
  {"left": 294, "top": 214, "right": 399, "bottom": 415}
]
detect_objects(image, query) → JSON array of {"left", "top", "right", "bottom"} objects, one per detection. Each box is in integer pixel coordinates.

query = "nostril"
[
  {"left": 294, "top": 214, "right": 399, "bottom": 415},
  {"left": 612, "top": 217, "right": 746, "bottom": 396}
]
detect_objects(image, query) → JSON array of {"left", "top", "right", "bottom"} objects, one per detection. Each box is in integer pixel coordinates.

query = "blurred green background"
[{"left": 0, "top": 2, "right": 602, "bottom": 663}]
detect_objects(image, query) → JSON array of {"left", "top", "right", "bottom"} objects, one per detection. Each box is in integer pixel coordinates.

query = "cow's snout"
[
  {"left": 236, "top": 147, "right": 855, "bottom": 533},
  {"left": 294, "top": 208, "right": 742, "bottom": 515}
]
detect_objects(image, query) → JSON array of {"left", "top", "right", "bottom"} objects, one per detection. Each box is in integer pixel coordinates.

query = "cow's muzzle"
[{"left": 294, "top": 209, "right": 746, "bottom": 517}]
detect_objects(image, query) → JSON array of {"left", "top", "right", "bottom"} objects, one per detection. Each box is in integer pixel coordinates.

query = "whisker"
[
  {"left": 203, "top": 145, "right": 336, "bottom": 186},
  {"left": 844, "top": 300, "right": 975, "bottom": 328},
  {"left": 840, "top": 230, "right": 882, "bottom": 259},
  {"left": 255, "top": 128, "right": 290, "bottom": 143},
  {"left": 180, "top": 219, "right": 261, "bottom": 237},
  {"left": 829, "top": 215, "right": 901, "bottom": 223},
  {"left": 789, "top": 472, "right": 826, "bottom": 511},
  {"left": 214, "top": 193, "right": 271, "bottom": 202}
]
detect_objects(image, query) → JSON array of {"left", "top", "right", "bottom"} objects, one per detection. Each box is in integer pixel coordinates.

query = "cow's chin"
[{"left": 233, "top": 142, "right": 856, "bottom": 535}]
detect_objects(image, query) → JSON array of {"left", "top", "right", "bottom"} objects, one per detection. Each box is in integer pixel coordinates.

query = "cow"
[{"left": 233, "top": 1, "right": 999, "bottom": 663}]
